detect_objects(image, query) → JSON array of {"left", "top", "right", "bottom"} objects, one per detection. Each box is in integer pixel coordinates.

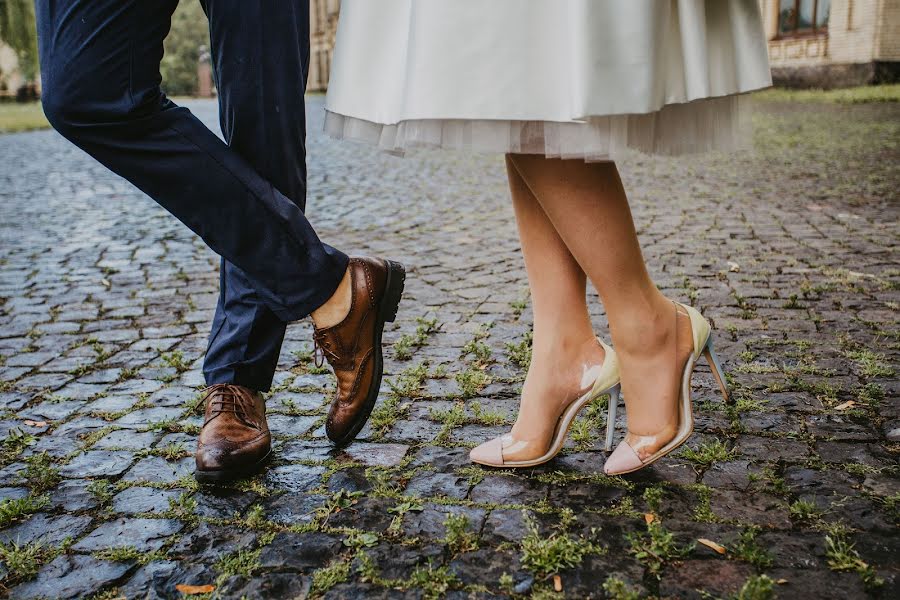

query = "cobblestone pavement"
[{"left": 0, "top": 96, "right": 898, "bottom": 600}]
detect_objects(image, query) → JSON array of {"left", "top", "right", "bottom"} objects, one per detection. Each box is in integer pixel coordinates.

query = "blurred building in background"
[
  {"left": 309, "top": 0, "right": 341, "bottom": 92},
  {"left": 760, "top": 0, "right": 900, "bottom": 86},
  {"left": 0, "top": 40, "right": 26, "bottom": 95}
]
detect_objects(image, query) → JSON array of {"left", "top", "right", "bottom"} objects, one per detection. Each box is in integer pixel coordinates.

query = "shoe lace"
[
  {"left": 202, "top": 384, "right": 259, "bottom": 429},
  {"left": 313, "top": 330, "right": 343, "bottom": 369}
]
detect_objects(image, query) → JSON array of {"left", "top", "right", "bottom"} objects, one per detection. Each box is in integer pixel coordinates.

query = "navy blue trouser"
[{"left": 35, "top": 0, "right": 349, "bottom": 392}]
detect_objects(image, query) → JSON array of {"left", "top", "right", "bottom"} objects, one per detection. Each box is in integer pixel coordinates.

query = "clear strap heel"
[
  {"left": 702, "top": 336, "right": 731, "bottom": 404},
  {"left": 604, "top": 386, "right": 621, "bottom": 451},
  {"left": 603, "top": 303, "right": 732, "bottom": 475}
]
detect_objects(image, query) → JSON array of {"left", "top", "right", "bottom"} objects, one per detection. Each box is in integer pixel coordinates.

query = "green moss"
[
  {"left": 387, "top": 361, "right": 429, "bottom": 398},
  {"left": 310, "top": 559, "right": 351, "bottom": 597},
  {"left": 93, "top": 546, "right": 165, "bottom": 564},
  {"left": 215, "top": 547, "right": 261, "bottom": 580}
]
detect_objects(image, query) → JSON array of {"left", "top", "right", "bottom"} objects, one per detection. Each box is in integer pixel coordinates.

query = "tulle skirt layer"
[{"left": 324, "top": 94, "right": 752, "bottom": 161}]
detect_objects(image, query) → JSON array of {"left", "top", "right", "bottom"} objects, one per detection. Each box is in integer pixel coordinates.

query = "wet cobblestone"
[{"left": 0, "top": 96, "right": 898, "bottom": 598}]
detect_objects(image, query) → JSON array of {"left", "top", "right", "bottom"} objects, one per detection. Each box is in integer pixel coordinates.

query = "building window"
[{"left": 778, "top": 0, "right": 830, "bottom": 37}]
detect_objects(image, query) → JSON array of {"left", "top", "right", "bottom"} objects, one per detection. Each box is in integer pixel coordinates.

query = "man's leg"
[
  {"left": 34, "top": 0, "right": 349, "bottom": 481},
  {"left": 201, "top": 0, "right": 336, "bottom": 393},
  {"left": 35, "top": 0, "right": 348, "bottom": 324}
]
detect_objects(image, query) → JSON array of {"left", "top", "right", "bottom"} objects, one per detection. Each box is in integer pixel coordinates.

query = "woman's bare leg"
[
  {"left": 503, "top": 155, "right": 606, "bottom": 451},
  {"left": 507, "top": 155, "right": 694, "bottom": 449}
]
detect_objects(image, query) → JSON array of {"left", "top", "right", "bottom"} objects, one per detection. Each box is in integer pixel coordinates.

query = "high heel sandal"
[
  {"left": 603, "top": 302, "right": 731, "bottom": 475},
  {"left": 469, "top": 338, "right": 620, "bottom": 468}
]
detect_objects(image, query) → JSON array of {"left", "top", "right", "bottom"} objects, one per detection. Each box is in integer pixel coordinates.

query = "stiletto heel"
[
  {"left": 604, "top": 302, "right": 724, "bottom": 476},
  {"left": 604, "top": 384, "right": 620, "bottom": 451},
  {"left": 701, "top": 337, "right": 730, "bottom": 404},
  {"left": 470, "top": 339, "right": 620, "bottom": 468}
]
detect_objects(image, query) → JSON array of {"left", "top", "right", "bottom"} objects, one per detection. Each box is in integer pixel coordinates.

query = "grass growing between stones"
[
  {"left": 0, "top": 539, "right": 64, "bottom": 585},
  {"left": 93, "top": 546, "right": 166, "bottom": 565},
  {"left": 626, "top": 519, "right": 693, "bottom": 578},
  {"left": 603, "top": 576, "right": 644, "bottom": 600},
  {"left": 0, "top": 495, "right": 49, "bottom": 528},
  {"left": 309, "top": 558, "right": 351, "bottom": 597},
  {"left": 519, "top": 512, "right": 604, "bottom": 578},
  {"left": 679, "top": 439, "right": 737, "bottom": 468},
  {"left": 19, "top": 452, "right": 61, "bottom": 493},
  {"left": 0, "top": 428, "right": 36, "bottom": 465},
  {"left": 732, "top": 574, "right": 776, "bottom": 600},
  {"left": 843, "top": 349, "right": 895, "bottom": 378},
  {"left": 504, "top": 330, "right": 533, "bottom": 370},
  {"left": 789, "top": 498, "right": 824, "bottom": 524},
  {"left": 730, "top": 526, "right": 773, "bottom": 571},
  {"left": 824, "top": 525, "right": 884, "bottom": 591},
  {"left": 2, "top": 94, "right": 899, "bottom": 599},
  {"left": 215, "top": 547, "right": 261, "bottom": 582},
  {"left": 442, "top": 513, "right": 479, "bottom": 554},
  {"left": 392, "top": 316, "right": 440, "bottom": 360}
]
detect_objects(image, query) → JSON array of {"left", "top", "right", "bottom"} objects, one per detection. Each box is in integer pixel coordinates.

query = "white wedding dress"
[{"left": 324, "top": 0, "right": 772, "bottom": 160}]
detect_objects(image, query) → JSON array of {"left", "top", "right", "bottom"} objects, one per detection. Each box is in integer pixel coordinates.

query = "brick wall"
[{"left": 875, "top": 0, "right": 900, "bottom": 59}]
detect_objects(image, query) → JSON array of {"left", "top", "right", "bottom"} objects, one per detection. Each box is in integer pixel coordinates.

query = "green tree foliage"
[
  {"left": 161, "top": 2, "right": 210, "bottom": 96},
  {"left": 0, "top": 0, "right": 39, "bottom": 82}
]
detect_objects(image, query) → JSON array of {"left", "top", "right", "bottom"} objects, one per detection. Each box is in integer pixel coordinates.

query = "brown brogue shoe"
[
  {"left": 314, "top": 257, "right": 405, "bottom": 447},
  {"left": 195, "top": 384, "right": 271, "bottom": 482}
]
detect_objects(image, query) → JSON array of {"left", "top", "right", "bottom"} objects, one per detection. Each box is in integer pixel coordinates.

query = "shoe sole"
[
  {"left": 470, "top": 383, "right": 620, "bottom": 469},
  {"left": 194, "top": 447, "right": 273, "bottom": 483},
  {"left": 330, "top": 259, "right": 406, "bottom": 448}
]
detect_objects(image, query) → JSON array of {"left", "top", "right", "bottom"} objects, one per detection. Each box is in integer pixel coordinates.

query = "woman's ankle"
[
  {"left": 609, "top": 296, "right": 675, "bottom": 356},
  {"left": 531, "top": 330, "right": 603, "bottom": 365}
]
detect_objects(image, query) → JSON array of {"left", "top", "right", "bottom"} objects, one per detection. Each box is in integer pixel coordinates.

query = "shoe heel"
[
  {"left": 604, "top": 384, "right": 621, "bottom": 451},
  {"left": 702, "top": 336, "right": 730, "bottom": 403},
  {"left": 381, "top": 260, "right": 406, "bottom": 323}
]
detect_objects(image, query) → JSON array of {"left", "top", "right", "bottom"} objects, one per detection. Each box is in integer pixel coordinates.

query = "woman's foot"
[
  {"left": 512, "top": 336, "right": 606, "bottom": 442},
  {"left": 470, "top": 335, "right": 618, "bottom": 466},
  {"left": 604, "top": 303, "right": 703, "bottom": 474}
]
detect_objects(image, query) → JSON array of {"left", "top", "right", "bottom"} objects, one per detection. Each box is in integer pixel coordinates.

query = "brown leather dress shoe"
[
  {"left": 314, "top": 257, "right": 405, "bottom": 447},
  {"left": 194, "top": 384, "right": 271, "bottom": 482}
]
